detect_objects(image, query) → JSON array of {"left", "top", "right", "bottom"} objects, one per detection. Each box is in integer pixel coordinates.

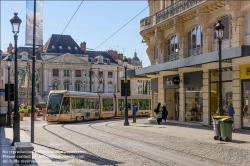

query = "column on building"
[
  {"left": 71, "top": 69, "right": 75, "bottom": 91},
  {"left": 202, "top": 71, "right": 210, "bottom": 125},
  {"left": 179, "top": 73, "right": 185, "bottom": 122},
  {"left": 232, "top": 65, "right": 241, "bottom": 129},
  {"left": 158, "top": 76, "right": 164, "bottom": 104}
]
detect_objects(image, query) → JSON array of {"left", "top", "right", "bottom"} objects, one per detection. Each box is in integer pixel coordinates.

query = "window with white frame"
[
  {"left": 64, "top": 80, "right": 70, "bottom": 90},
  {"left": 51, "top": 82, "right": 59, "bottom": 90},
  {"left": 75, "top": 80, "right": 81, "bottom": 91},
  {"left": 108, "top": 82, "right": 113, "bottom": 93},
  {"left": 108, "top": 72, "right": 113, "bottom": 78},
  {"left": 167, "top": 34, "right": 179, "bottom": 61},
  {"left": 188, "top": 25, "right": 203, "bottom": 57},
  {"left": 64, "top": 70, "right": 70, "bottom": 76}
]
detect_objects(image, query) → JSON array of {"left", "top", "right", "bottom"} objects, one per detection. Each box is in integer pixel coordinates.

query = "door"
[
  {"left": 165, "top": 89, "right": 175, "bottom": 120},
  {"left": 242, "top": 81, "right": 250, "bottom": 128}
]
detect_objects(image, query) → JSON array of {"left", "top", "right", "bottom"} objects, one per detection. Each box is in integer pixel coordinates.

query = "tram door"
[{"left": 118, "top": 99, "right": 125, "bottom": 116}]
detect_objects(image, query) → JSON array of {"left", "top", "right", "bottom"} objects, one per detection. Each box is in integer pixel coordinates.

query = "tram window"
[
  {"left": 118, "top": 99, "right": 124, "bottom": 110},
  {"left": 89, "top": 99, "right": 95, "bottom": 109},
  {"left": 102, "top": 98, "right": 113, "bottom": 111},
  {"left": 61, "top": 97, "right": 70, "bottom": 114},
  {"left": 127, "top": 99, "right": 131, "bottom": 110},
  {"left": 95, "top": 99, "right": 99, "bottom": 109},
  {"left": 75, "top": 98, "right": 85, "bottom": 109},
  {"left": 72, "top": 98, "right": 75, "bottom": 109},
  {"left": 139, "top": 99, "right": 150, "bottom": 110},
  {"left": 132, "top": 99, "right": 138, "bottom": 108},
  {"left": 47, "top": 93, "right": 63, "bottom": 114}
]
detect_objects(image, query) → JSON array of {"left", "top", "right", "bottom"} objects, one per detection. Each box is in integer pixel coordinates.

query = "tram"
[{"left": 46, "top": 90, "right": 151, "bottom": 122}]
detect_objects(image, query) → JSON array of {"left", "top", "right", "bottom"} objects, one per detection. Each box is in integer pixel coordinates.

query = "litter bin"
[
  {"left": 212, "top": 116, "right": 230, "bottom": 140},
  {"left": 0, "top": 113, "right": 7, "bottom": 126},
  {"left": 219, "top": 118, "right": 234, "bottom": 142}
]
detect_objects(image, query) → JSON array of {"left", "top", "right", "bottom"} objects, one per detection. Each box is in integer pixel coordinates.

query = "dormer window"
[
  {"left": 96, "top": 55, "right": 103, "bottom": 63},
  {"left": 59, "top": 46, "right": 62, "bottom": 49},
  {"left": 21, "top": 51, "right": 29, "bottom": 61},
  {"left": 52, "top": 45, "right": 55, "bottom": 49},
  {"left": 68, "top": 46, "right": 71, "bottom": 50},
  {"left": 74, "top": 47, "right": 78, "bottom": 50}
]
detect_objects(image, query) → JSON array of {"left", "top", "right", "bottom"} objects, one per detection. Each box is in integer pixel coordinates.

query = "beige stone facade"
[{"left": 135, "top": 0, "right": 250, "bottom": 129}]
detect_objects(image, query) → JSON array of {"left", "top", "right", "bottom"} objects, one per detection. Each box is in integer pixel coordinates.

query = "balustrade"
[
  {"left": 188, "top": 47, "right": 203, "bottom": 57},
  {"left": 168, "top": 52, "right": 179, "bottom": 62}
]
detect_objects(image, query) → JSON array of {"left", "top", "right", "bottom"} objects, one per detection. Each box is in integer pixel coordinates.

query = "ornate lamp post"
[
  {"left": 215, "top": 20, "right": 225, "bottom": 116},
  {"left": 6, "top": 56, "right": 12, "bottom": 127},
  {"left": 10, "top": 13, "right": 22, "bottom": 145},
  {"left": 123, "top": 57, "right": 129, "bottom": 126}
]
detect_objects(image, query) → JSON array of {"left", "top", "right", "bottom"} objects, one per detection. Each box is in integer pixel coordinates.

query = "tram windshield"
[{"left": 47, "top": 93, "right": 63, "bottom": 114}]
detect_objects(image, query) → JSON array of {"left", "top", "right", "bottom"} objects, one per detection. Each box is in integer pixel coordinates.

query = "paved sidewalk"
[{"left": 128, "top": 117, "right": 250, "bottom": 150}]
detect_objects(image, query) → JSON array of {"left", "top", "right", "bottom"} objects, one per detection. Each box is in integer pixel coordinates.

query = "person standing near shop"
[
  {"left": 132, "top": 105, "right": 137, "bottom": 123},
  {"left": 226, "top": 102, "right": 235, "bottom": 131},
  {"left": 162, "top": 103, "right": 168, "bottom": 123},
  {"left": 42, "top": 105, "right": 47, "bottom": 121}
]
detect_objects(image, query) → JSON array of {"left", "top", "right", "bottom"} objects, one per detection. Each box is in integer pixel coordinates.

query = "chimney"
[
  {"left": 7, "top": 43, "right": 13, "bottom": 53},
  {"left": 128, "top": 58, "right": 132, "bottom": 65},
  {"left": 108, "top": 50, "right": 114, "bottom": 58},
  {"left": 114, "top": 51, "right": 118, "bottom": 59},
  {"left": 80, "top": 41, "right": 86, "bottom": 53},
  {"left": 118, "top": 53, "right": 123, "bottom": 60}
]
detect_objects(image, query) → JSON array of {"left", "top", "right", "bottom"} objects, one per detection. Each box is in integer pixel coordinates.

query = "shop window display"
[{"left": 185, "top": 87, "right": 203, "bottom": 122}]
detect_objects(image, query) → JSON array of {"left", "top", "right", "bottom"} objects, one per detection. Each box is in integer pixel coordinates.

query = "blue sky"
[{"left": 1, "top": 1, "right": 151, "bottom": 67}]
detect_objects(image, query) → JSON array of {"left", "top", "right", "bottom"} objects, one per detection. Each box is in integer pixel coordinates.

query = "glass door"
[{"left": 242, "top": 81, "right": 250, "bottom": 128}]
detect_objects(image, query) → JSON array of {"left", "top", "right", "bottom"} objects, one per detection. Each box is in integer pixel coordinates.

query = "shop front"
[
  {"left": 209, "top": 68, "right": 232, "bottom": 124},
  {"left": 184, "top": 71, "right": 203, "bottom": 122},
  {"left": 240, "top": 64, "right": 250, "bottom": 128},
  {"left": 163, "top": 75, "right": 180, "bottom": 120}
]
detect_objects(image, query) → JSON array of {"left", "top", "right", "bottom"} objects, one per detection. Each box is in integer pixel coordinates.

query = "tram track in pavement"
[
  {"left": 42, "top": 125, "right": 116, "bottom": 166},
  {"left": 88, "top": 121, "right": 237, "bottom": 166},
  {"left": 61, "top": 124, "right": 169, "bottom": 166}
]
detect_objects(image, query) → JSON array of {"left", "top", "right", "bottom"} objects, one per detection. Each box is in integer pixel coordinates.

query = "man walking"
[
  {"left": 132, "top": 105, "right": 137, "bottom": 123},
  {"left": 42, "top": 105, "right": 47, "bottom": 121}
]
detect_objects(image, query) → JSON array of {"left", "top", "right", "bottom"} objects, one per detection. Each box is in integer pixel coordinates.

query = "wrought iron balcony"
[
  {"left": 188, "top": 47, "right": 203, "bottom": 57},
  {"left": 168, "top": 52, "right": 179, "bottom": 62},
  {"left": 156, "top": 0, "right": 206, "bottom": 24}
]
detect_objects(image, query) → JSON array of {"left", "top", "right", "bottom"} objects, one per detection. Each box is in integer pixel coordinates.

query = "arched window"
[
  {"left": 64, "top": 80, "right": 70, "bottom": 90},
  {"left": 75, "top": 80, "right": 81, "bottom": 91},
  {"left": 51, "top": 81, "right": 59, "bottom": 90},
  {"left": 167, "top": 34, "right": 179, "bottom": 61},
  {"left": 214, "top": 15, "right": 230, "bottom": 40},
  {"left": 188, "top": 25, "right": 203, "bottom": 57},
  {"left": 108, "top": 82, "right": 113, "bottom": 93}
]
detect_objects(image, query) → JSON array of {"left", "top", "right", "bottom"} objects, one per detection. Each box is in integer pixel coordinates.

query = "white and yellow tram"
[{"left": 46, "top": 90, "right": 151, "bottom": 122}]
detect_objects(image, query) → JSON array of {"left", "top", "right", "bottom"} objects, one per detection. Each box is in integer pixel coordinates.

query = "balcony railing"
[
  {"left": 156, "top": 0, "right": 206, "bottom": 24},
  {"left": 188, "top": 47, "right": 203, "bottom": 57},
  {"left": 168, "top": 52, "right": 179, "bottom": 61},
  {"left": 140, "top": 15, "right": 154, "bottom": 32}
]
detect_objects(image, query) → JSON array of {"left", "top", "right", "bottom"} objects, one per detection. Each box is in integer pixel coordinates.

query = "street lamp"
[
  {"left": 215, "top": 20, "right": 225, "bottom": 116},
  {"left": 6, "top": 56, "right": 12, "bottom": 127},
  {"left": 10, "top": 13, "right": 22, "bottom": 145},
  {"left": 123, "top": 57, "right": 129, "bottom": 126}
]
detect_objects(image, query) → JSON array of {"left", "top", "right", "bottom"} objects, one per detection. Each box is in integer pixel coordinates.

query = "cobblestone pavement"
[{"left": 16, "top": 117, "right": 250, "bottom": 166}]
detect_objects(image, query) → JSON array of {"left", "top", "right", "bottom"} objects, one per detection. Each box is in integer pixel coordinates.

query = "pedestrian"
[
  {"left": 42, "top": 105, "right": 47, "bottom": 121},
  {"left": 156, "top": 103, "right": 162, "bottom": 125},
  {"left": 132, "top": 105, "right": 137, "bottom": 123},
  {"left": 162, "top": 103, "right": 168, "bottom": 123},
  {"left": 226, "top": 102, "right": 235, "bottom": 131}
]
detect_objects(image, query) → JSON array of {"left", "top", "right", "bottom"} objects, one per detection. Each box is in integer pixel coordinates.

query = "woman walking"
[
  {"left": 162, "top": 103, "right": 168, "bottom": 123},
  {"left": 156, "top": 103, "right": 162, "bottom": 125}
]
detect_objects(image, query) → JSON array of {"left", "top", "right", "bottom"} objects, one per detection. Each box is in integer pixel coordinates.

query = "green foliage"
[
  {"left": 19, "top": 108, "right": 27, "bottom": 113},
  {"left": 27, "top": 106, "right": 39, "bottom": 113}
]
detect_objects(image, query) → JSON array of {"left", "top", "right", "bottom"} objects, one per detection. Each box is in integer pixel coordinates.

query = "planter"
[
  {"left": 20, "top": 113, "right": 24, "bottom": 121},
  {"left": 30, "top": 113, "right": 38, "bottom": 121}
]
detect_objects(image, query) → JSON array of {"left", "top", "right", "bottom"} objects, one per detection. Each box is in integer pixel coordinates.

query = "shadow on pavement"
[
  {"left": 33, "top": 142, "right": 121, "bottom": 165},
  {"left": 232, "top": 140, "right": 250, "bottom": 144}
]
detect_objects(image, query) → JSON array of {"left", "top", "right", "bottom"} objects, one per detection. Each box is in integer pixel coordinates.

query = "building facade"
[{"left": 120, "top": 0, "right": 250, "bottom": 129}]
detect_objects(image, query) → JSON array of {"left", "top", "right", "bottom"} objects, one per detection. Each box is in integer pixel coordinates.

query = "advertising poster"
[
  {"left": 25, "top": 0, "right": 44, "bottom": 46},
  {"left": 0, "top": 90, "right": 8, "bottom": 114}
]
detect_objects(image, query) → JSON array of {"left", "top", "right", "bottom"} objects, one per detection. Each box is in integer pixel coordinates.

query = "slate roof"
[
  {"left": 132, "top": 56, "right": 140, "bottom": 61},
  {"left": 10, "top": 47, "right": 42, "bottom": 61},
  {"left": 43, "top": 34, "right": 85, "bottom": 55},
  {"left": 86, "top": 51, "right": 118, "bottom": 64}
]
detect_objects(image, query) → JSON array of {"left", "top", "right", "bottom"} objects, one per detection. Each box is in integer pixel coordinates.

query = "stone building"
[{"left": 120, "top": 0, "right": 250, "bottom": 129}]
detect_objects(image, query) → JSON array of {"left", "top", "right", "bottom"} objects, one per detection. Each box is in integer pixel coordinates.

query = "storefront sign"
[
  {"left": 163, "top": 75, "right": 179, "bottom": 89},
  {"left": 172, "top": 76, "right": 180, "bottom": 85},
  {"left": 240, "top": 64, "right": 250, "bottom": 79}
]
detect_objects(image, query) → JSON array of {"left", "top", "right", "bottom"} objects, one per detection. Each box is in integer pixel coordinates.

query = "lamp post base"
[
  {"left": 124, "top": 121, "right": 129, "bottom": 126},
  {"left": 11, "top": 114, "right": 20, "bottom": 146}
]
